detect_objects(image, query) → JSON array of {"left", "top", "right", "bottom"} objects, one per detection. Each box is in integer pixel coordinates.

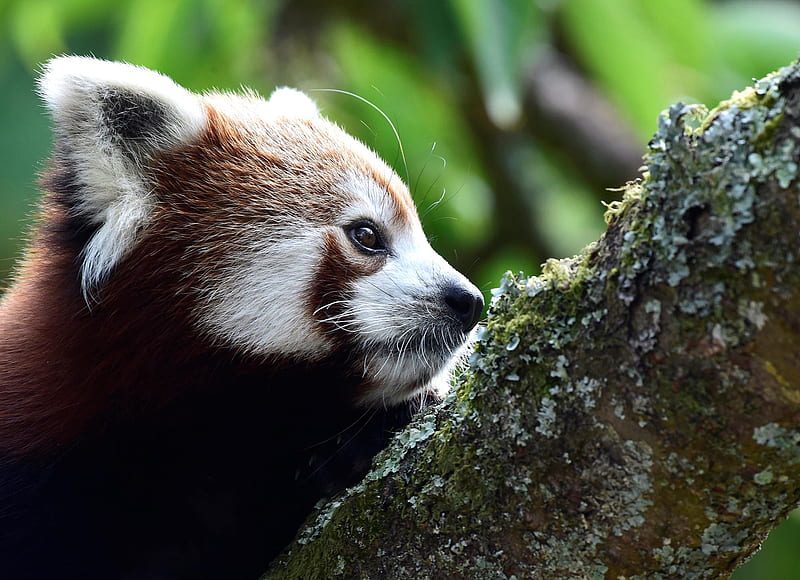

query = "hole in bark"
[{"left": 683, "top": 204, "right": 710, "bottom": 240}]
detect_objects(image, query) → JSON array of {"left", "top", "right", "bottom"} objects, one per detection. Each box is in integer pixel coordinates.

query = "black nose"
[{"left": 443, "top": 284, "right": 484, "bottom": 332}]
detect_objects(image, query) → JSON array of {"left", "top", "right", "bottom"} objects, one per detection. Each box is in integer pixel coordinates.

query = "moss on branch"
[{"left": 264, "top": 61, "right": 800, "bottom": 579}]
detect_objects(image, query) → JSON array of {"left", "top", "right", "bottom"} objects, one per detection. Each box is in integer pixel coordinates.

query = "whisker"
[
  {"left": 301, "top": 407, "right": 382, "bottom": 482},
  {"left": 413, "top": 141, "right": 446, "bottom": 204},
  {"left": 305, "top": 406, "right": 376, "bottom": 450},
  {"left": 311, "top": 88, "right": 409, "bottom": 188}
]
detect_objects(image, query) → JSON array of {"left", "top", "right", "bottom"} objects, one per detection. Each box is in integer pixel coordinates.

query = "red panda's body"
[{"left": 0, "top": 57, "right": 482, "bottom": 579}]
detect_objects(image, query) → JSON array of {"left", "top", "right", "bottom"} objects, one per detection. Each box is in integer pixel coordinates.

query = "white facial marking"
[
  {"left": 339, "top": 173, "right": 403, "bottom": 229},
  {"left": 39, "top": 57, "right": 480, "bottom": 402},
  {"left": 352, "top": 236, "right": 477, "bottom": 405},
  {"left": 336, "top": 175, "right": 481, "bottom": 405},
  {"left": 198, "top": 226, "right": 332, "bottom": 361}
]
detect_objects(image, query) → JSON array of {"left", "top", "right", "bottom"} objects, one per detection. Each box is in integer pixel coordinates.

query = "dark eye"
[{"left": 347, "top": 222, "right": 386, "bottom": 253}]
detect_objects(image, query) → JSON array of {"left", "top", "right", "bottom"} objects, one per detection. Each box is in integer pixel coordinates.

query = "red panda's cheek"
[
  {"left": 308, "top": 229, "right": 387, "bottom": 334},
  {"left": 191, "top": 229, "right": 334, "bottom": 362}
]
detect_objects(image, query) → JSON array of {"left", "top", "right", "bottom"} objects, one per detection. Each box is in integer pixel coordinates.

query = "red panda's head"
[{"left": 36, "top": 56, "right": 483, "bottom": 406}]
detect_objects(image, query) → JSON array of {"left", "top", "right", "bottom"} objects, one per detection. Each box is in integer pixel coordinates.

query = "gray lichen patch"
[
  {"left": 457, "top": 61, "right": 800, "bottom": 577},
  {"left": 604, "top": 65, "right": 799, "bottom": 327},
  {"left": 753, "top": 423, "right": 800, "bottom": 464}
]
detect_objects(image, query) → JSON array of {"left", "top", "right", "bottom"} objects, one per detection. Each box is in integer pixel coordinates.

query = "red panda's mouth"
[{"left": 348, "top": 324, "right": 476, "bottom": 406}]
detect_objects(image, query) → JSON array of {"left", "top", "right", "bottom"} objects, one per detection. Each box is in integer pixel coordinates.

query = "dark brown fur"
[
  {"left": 0, "top": 104, "right": 395, "bottom": 455},
  {"left": 0, "top": 74, "right": 472, "bottom": 577}
]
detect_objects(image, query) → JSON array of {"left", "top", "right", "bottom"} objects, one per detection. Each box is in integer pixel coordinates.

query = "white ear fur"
[
  {"left": 38, "top": 56, "right": 207, "bottom": 300},
  {"left": 267, "top": 87, "right": 319, "bottom": 118}
]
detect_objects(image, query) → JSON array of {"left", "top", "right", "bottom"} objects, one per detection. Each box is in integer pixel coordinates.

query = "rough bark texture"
[{"left": 264, "top": 62, "right": 800, "bottom": 579}]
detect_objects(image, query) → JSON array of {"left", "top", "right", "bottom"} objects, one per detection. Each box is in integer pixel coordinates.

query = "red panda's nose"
[{"left": 443, "top": 284, "right": 484, "bottom": 332}]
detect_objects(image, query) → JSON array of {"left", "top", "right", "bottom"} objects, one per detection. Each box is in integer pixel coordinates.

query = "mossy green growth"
[
  {"left": 699, "top": 72, "right": 781, "bottom": 134},
  {"left": 265, "top": 60, "right": 800, "bottom": 579},
  {"left": 458, "top": 60, "right": 800, "bottom": 578},
  {"left": 603, "top": 181, "right": 644, "bottom": 226},
  {"left": 604, "top": 60, "right": 799, "bottom": 320},
  {"left": 469, "top": 255, "right": 596, "bottom": 410}
]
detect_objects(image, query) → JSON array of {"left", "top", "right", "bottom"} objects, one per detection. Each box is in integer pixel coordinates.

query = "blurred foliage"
[{"left": 1, "top": 1, "right": 800, "bottom": 575}]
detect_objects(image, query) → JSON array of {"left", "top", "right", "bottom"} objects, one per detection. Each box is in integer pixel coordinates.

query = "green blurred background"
[{"left": 1, "top": 0, "right": 799, "bottom": 575}]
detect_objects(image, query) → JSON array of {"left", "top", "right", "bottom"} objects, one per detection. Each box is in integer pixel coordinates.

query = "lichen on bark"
[{"left": 264, "top": 61, "right": 800, "bottom": 579}]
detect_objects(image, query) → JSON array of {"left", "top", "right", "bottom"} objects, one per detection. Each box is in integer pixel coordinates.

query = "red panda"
[{"left": 0, "top": 57, "right": 483, "bottom": 579}]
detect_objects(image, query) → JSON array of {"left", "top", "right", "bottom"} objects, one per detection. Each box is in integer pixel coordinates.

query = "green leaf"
[
  {"left": 561, "top": 0, "right": 682, "bottom": 138},
  {"left": 204, "top": 0, "right": 275, "bottom": 79},
  {"left": 639, "top": 0, "right": 709, "bottom": 72},
  {"left": 712, "top": 0, "right": 800, "bottom": 97},
  {"left": 449, "top": 0, "right": 543, "bottom": 128},
  {"left": 114, "top": 0, "right": 187, "bottom": 68},
  {"left": 10, "top": 0, "right": 65, "bottom": 66}
]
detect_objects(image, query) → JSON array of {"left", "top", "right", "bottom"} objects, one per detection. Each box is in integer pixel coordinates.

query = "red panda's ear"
[
  {"left": 39, "top": 56, "right": 206, "bottom": 162},
  {"left": 37, "top": 56, "right": 207, "bottom": 301},
  {"left": 267, "top": 87, "right": 320, "bottom": 119}
]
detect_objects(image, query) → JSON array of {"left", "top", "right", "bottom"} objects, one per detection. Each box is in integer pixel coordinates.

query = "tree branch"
[{"left": 264, "top": 61, "right": 800, "bottom": 579}]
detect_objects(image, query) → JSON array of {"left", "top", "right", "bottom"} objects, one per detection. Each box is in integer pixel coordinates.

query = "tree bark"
[{"left": 264, "top": 61, "right": 800, "bottom": 579}]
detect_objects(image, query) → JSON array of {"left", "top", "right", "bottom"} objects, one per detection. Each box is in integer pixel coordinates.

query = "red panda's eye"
[
  {"left": 347, "top": 223, "right": 386, "bottom": 253},
  {"left": 354, "top": 227, "right": 377, "bottom": 248}
]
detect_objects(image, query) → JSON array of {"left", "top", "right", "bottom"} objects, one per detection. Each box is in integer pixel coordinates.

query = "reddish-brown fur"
[
  {"left": 0, "top": 101, "right": 418, "bottom": 457},
  {"left": 0, "top": 198, "right": 205, "bottom": 454},
  {"left": 0, "top": 60, "right": 484, "bottom": 578}
]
